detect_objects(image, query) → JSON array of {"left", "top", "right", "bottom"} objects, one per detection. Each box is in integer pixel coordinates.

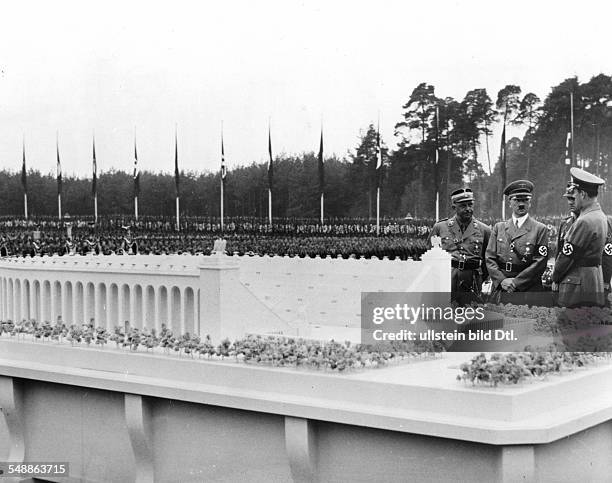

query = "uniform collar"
[
  {"left": 578, "top": 202, "right": 601, "bottom": 217},
  {"left": 450, "top": 215, "right": 478, "bottom": 238},
  {"left": 511, "top": 213, "right": 529, "bottom": 228},
  {"left": 505, "top": 215, "right": 532, "bottom": 239}
]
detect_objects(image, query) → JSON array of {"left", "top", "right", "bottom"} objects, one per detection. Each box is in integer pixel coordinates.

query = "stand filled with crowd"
[{"left": 0, "top": 215, "right": 434, "bottom": 260}]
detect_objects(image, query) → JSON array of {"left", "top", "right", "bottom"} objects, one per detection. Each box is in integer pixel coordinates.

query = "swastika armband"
[
  {"left": 538, "top": 245, "right": 548, "bottom": 256},
  {"left": 605, "top": 242, "right": 612, "bottom": 256},
  {"left": 562, "top": 242, "right": 573, "bottom": 256}
]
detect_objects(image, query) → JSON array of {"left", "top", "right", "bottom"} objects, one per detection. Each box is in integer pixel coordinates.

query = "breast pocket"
[
  {"left": 560, "top": 275, "right": 581, "bottom": 285},
  {"left": 496, "top": 237, "right": 507, "bottom": 256},
  {"left": 520, "top": 241, "right": 535, "bottom": 258},
  {"left": 441, "top": 236, "right": 455, "bottom": 251}
]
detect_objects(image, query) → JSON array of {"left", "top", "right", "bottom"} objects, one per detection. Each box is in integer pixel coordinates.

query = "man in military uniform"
[
  {"left": 604, "top": 217, "right": 612, "bottom": 303},
  {"left": 558, "top": 186, "right": 612, "bottom": 305},
  {"left": 429, "top": 188, "right": 491, "bottom": 305},
  {"left": 552, "top": 168, "right": 608, "bottom": 307},
  {"left": 486, "top": 180, "right": 549, "bottom": 305}
]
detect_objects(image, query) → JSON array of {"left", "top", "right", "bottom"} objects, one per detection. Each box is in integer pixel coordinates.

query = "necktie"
[{"left": 515, "top": 219, "right": 519, "bottom": 229}]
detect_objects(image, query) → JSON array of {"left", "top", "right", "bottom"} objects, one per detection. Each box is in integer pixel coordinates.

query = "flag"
[
  {"left": 376, "top": 130, "right": 382, "bottom": 170},
  {"left": 564, "top": 132, "right": 572, "bottom": 165},
  {"left": 92, "top": 136, "right": 97, "bottom": 197},
  {"left": 268, "top": 127, "right": 273, "bottom": 190},
  {"left": 21, "top": 140, "right": 27, "bottom": 193},
  {"left": 221, "top": 134, "right": 227, "bottom": 181},
  {"left": 375, "top": 124, "right": 383, "bottom": 188},
  {"left": 318, "top": 129, "right": 324, "bottom": 195},
  {"left": 434, "top": 105, "right": 440, "bottom": 194},
  {"left": 56, "top": 136, "right": 62, "bottom": 195},
  {"left": 134, "top": 136, "right": 140, "bottom": 197},
  {"left": 500, "top": 123, "right": 507, "bottom": 191},
  {"left": 434, "top": 106, "right": 440, "bottom": 166},
  {"left": 174, "top": 129, "right": 179, "bottom": 197}
]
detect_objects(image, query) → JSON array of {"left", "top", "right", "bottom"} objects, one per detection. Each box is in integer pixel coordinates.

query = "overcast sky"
[{"left": 0, "top": 0, "right": 610, "bottom": 178}]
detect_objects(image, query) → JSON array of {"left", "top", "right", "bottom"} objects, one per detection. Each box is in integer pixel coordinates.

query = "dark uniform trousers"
[
  {"left": 552, "top": 203, "right": 608, "bottom": 307},
  {"left": 486, "top": 216, "right": 549, "bottom": 306},
  {"left": 429, "top": 216, "right": 491, "bottom": 305}
]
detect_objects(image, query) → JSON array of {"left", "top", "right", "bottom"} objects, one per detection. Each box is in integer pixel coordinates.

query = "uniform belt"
[
  {"left": 500, "top": 261, "right": 527, "bottom": 273},
  {"left": 451, "top": 259, "right": 481, "bottom": 270}
]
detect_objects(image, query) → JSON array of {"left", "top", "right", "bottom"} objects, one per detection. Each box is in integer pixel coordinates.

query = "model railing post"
[{"left": 419, "top": 240, "right": 452, "bottom": 293}]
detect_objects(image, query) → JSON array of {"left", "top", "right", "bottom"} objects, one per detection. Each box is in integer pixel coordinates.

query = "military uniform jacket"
[
  {"left": 557, "top": 214, "right": 612, "bottom": 286},
  {"left": 486, "top": 216, "right": 549, "bottom": 292},
  {"left": 603, "top": 216, "right": 612, "bottom": 286},
  {"left": 553, "top": 203, "right": 607, "bottom": 281},
  {"left": 552, "top": 203, "right": 608, "bottom": 306},
  {"left": 556, "top": 214, "right": 575, "bottom": 257},
  {"left": 429, "top": 216, "right": 491, "bottom": 278}
]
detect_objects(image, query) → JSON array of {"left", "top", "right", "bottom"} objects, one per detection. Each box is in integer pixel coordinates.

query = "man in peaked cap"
[
  {"left": 552, "top": 167, "right": 608, "bottom": 307},
  {"left": 429, "top": 188, "right": 491, "bottom": 305},
  {"left": 486, "top": 180, "right": 549, "bottom": 305},
  {"left": 557, "top": 183, "right": 612, "bottom": 306}
]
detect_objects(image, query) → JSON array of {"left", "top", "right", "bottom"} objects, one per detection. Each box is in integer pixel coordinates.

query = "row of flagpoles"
[
  {"left": 19, "top": 123, "right": 387, "bottom": 233},
  {"left": 16, "top": 92, "right": 583, "bottom": 231}
]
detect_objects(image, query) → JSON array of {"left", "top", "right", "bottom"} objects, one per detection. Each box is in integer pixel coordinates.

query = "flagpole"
[
  {"left": 220, "top": 122, "right": 225, "bottom": 232},
  {"left": 376, "top": 114, "right": 382, "bottom": 236},
  {"left": 318, "top": 121, "right": 324, "bottom": 225},
  {"left": 570, "top": 91, "right": 576, "bottom": 167},
  {"left": 376, "top": 187, "right": 380, "bottom": 236},
  {"left": 220, "top": 177, "right": 224, "bottom": 232},
  {"left": 268, "top": 189, "right": 272, "bottom": 225},
  {"left": 56, "top": 133, "right": 62, "bottom": 222},
  {"left": 267, "top": 120, "right": 273, "bottom": 226},
  {"left": 92, "top": 134, "right": 98, "bottom": 224},
  {"left": 435, "top": 105, "right": 440, "bottom": 221},
  {"left": 500, "top": 116, "right": 507, "bottom": 220},
  {"left": 134, "top": 128, "right": 139, "bottom": 222},
  {"left": 174, "top": 125, "right": 180, "bottom": 232},
  {"left": 320, "top": 193, "right": 324, "bottom": 225},
  {"left": 22, "top": 137, "right": 28, "bottom": 220}
]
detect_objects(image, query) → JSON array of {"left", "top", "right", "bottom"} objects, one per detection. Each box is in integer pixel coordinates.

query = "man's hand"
[
  {"left": 500, "top": 278, "right": 516, "bottom": 292},
  {"left": 551, "top": 282, "right": 559, "bottom": 292}
]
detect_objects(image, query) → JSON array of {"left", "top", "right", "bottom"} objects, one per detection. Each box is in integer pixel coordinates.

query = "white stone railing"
[
  {"left": 0, "top": 248, "right": 451, "bottom": 341},
  {"left": 0, "top": 254, "right": 288, "bottom": 341},
  {"left": 0, "top": 254, "right": 201, "bottom": 333}
]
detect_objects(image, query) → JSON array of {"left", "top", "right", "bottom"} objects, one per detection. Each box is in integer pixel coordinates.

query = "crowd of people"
[
  {"left": 0, "top": 215, "right": 432, "bottom": 237},
  {"left": 0, "top": 212, "right": 572, "bottom": 261},
  {"left": 0, "top": 216, "right": 433, "bottom": 260}
]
